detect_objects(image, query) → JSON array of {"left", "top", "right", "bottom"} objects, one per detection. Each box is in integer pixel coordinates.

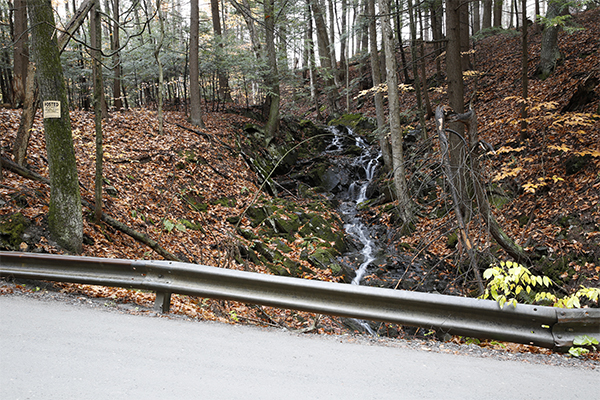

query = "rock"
[{"left": 0, "top": 213, "right": 31, "bottom": 250}]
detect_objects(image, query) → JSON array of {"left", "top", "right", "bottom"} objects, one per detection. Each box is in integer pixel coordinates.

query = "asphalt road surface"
[{"left": 1, "top": 295, "right": 598, "bottom": 399}]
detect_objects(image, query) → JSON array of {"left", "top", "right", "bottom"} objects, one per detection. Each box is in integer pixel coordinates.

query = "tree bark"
[
  {"left": 493, "top": 0, "right": 503, "bottom": 27},
  {"left": 472, "top": 0, "right": 481, "bottom": 34},
  {"left": 263, "top": 0, "right": 280, "bottom": 142},
  {"left": 13, "top": 0, "right": 95, "bottom": 165},
  {"left": 91, "top": 0, "right": 104, "bottom": 223},
  {"left": 111, "top": 0, "right": 123, "bottom": 110},
  {"left": 154, "top": 0, "right": 165, "bottom": 135},
  {"left": 12, "top": 0, "right": 28, "bottom": 107},
  {"left": 446, "top": 0, "right": 470, "bottom": 221},
  {"left": 310, "top": 0, "right": 339, "bottom": 115},
  {"left": 27, "top": 0, "right": 83, "bottom": 253},
  {"left": 367, "top": 0, "right": 390, "bottom": 169},
  {"left": 379, "top": 0, "right": 414, "bottom": 227},
  {"left": 535, "top": 0, "right": 566, "bottom": 80},
  {"left": 189, "top": 0, "right": 205, "bottom": 127},
  {"left": 210, "top": 0, "right": 232, "bottom": 102},
  {"left": 520, "top": 0, "right": 528, "bottom": 141},
  {"left": 482, "top": 0, "right": 492, "bottom": 29}
]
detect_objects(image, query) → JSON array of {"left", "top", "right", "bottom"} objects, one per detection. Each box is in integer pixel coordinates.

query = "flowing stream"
[{"left": 326, "top": 127, "right": 382, "bottom": 334}]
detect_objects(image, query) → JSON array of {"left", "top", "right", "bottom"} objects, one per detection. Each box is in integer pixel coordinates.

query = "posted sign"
[{"left": 43, "top": 101, "right": 61, "bottom": 118}]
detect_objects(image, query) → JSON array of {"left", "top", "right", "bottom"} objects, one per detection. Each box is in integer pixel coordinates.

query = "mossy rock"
[
  {"left": 308, "top": 248, "right": 340, "bottom": 271},
  {"left": 328, "top": 114, "right": 376, "bottom": 137},
  {"left": 179, "top": 219, "right": 204, "bottom": 232},
  {"left": 212, "top": 197, "right": 237, "bottom": 207},
  {"left": 0, "top": 213, "right": 30, "bottom": 250},
  {"left": 299, "top": 214, "right": 345, "bottom": 253}
]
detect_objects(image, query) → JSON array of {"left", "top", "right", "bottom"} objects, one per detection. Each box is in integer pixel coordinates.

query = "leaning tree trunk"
[{"left": 27, "top": 0, "right": 83, "bottom": 253}]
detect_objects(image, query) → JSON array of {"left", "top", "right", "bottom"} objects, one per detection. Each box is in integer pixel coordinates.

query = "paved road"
[{"left": 1, "top": 295, "right": 597, "bottom": 399}]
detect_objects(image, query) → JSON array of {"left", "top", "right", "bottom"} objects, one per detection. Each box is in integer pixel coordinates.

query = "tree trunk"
[
  {"left": 91, "top": 0, "right": 104, "bottom": 223},
  {"left": 12, "top": 0, "right": 28, "bottom": 107},
  {"left": 435, "top": 107, "right": 484, "bottom": 293},
  {"left": 112, "top": 0, "right": 122, "bottom": 110},
  {"left": 482, "top": 0, "right": 492, "bottom": 29},
  {"left": 379, "top": 0, "right": 414, "bottom": 228},
  {"left": 154, "top": 0, "right": 165, "bottom": 135},
  {"left": 210, "top": 0, "right": 232, "bottom": 102},
  {"left": 459, "top": 0, "right": 471, "bottom": 70},
  {"left": 493, "top": 0, "right": 503, "bottom": 27},
  {"left": 520, "top": 0, "right": 528, "bottom": 141},
  {"left": 535, "top": 0, "right": 566, "bottom": 80},
  {"left": 13, "top": 0, "right": 95, "bottom": 165},
  {"left": 367, "top": 0, "right": 390, "bottom": 169},
  {"left": 189, "top": 0, "right": 205, "bottom": 127},
  {"left": 408, "top": 0, "right": 427, "bottom": 137},
  {"left": 446, "top": 0, "right": 470, "bottom": 221},
  {"left": 264, "top": 0, "right": 280, "bottom": 143},
  {"left": 472, "top": 0, "right": 481, "bottom": 34},
  {"left": 310, "top": 0, "right": 339, "bottom": 115},
  {"left": 306, "top": 0, "right": 323, "bottom": 120},
  {"left": 13, "top": 61, "right": 37, "bottom": 166},
  {"left": 429, "top": 0, "right": 444, "bottom": 79},
  {"left": 27, "top": 0, "right": 83, "bottom": 253}
]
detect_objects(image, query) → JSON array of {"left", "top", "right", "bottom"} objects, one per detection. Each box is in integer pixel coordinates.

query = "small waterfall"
[{"left": 326, "top": 126, "right": 381, "bottom": 335}]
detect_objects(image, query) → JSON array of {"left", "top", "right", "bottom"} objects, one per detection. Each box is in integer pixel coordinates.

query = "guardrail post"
[{"left": 154, "top": 291, "right": 171, "bottom": 313}]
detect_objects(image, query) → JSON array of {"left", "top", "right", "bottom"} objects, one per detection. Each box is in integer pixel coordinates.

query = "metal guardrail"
[{"left": 1, "top": 251, "right": 599, "bottom": 350}]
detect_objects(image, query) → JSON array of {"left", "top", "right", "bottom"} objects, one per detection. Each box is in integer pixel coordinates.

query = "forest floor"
[{"left": 1, "top": 9, "right": 599, "bottom": 358}]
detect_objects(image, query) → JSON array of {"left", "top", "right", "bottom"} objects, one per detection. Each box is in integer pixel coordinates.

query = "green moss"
[{"left": 0, "top": 213, "right": 30, "bottom": 250}]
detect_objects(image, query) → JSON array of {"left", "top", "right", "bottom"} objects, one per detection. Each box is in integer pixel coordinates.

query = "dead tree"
[{"left": 436, "top": 106, "right": 530, "bottom": 292}]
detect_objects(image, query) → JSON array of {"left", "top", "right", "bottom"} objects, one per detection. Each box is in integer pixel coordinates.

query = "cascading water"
[{"left": 326, "top": 126, "right": 382, "bottom": 334}]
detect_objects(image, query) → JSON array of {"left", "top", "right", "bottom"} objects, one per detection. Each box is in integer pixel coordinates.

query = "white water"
[{"left": 327, "top": 127, "right": 381, "bottom": 335}]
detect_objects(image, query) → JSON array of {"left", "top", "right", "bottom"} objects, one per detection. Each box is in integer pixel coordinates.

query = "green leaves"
[
  {"left": 483, "top": 261, "right": 600, "bottom": 310},
  {"left": 163, "top": 219, "right": 186, "bottom": 233},
  {"left": 569, "top": 335, "right": 599, "bottom": 357}
]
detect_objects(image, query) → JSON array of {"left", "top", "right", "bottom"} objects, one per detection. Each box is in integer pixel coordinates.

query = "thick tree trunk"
[
  {"left": 493, "top": 0, "right": 503, "bottom": 27},
  {"left": 535, "top": 0, "right": 566, "bottom": 80},
  {"left": 379, "top": 0, "right": 414, "bottom": 228},
  {"left": 13, "top": 0, "right": 95, "bottom": 165},
  {"left": 27, "top": 0, "right": 83, "bottom": 253},
  {"left": 189, "top": 0, "right": 205, "bottom": 127},
  {"left": 482, "top": 0, "right": 492, "bottom": 29}
]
